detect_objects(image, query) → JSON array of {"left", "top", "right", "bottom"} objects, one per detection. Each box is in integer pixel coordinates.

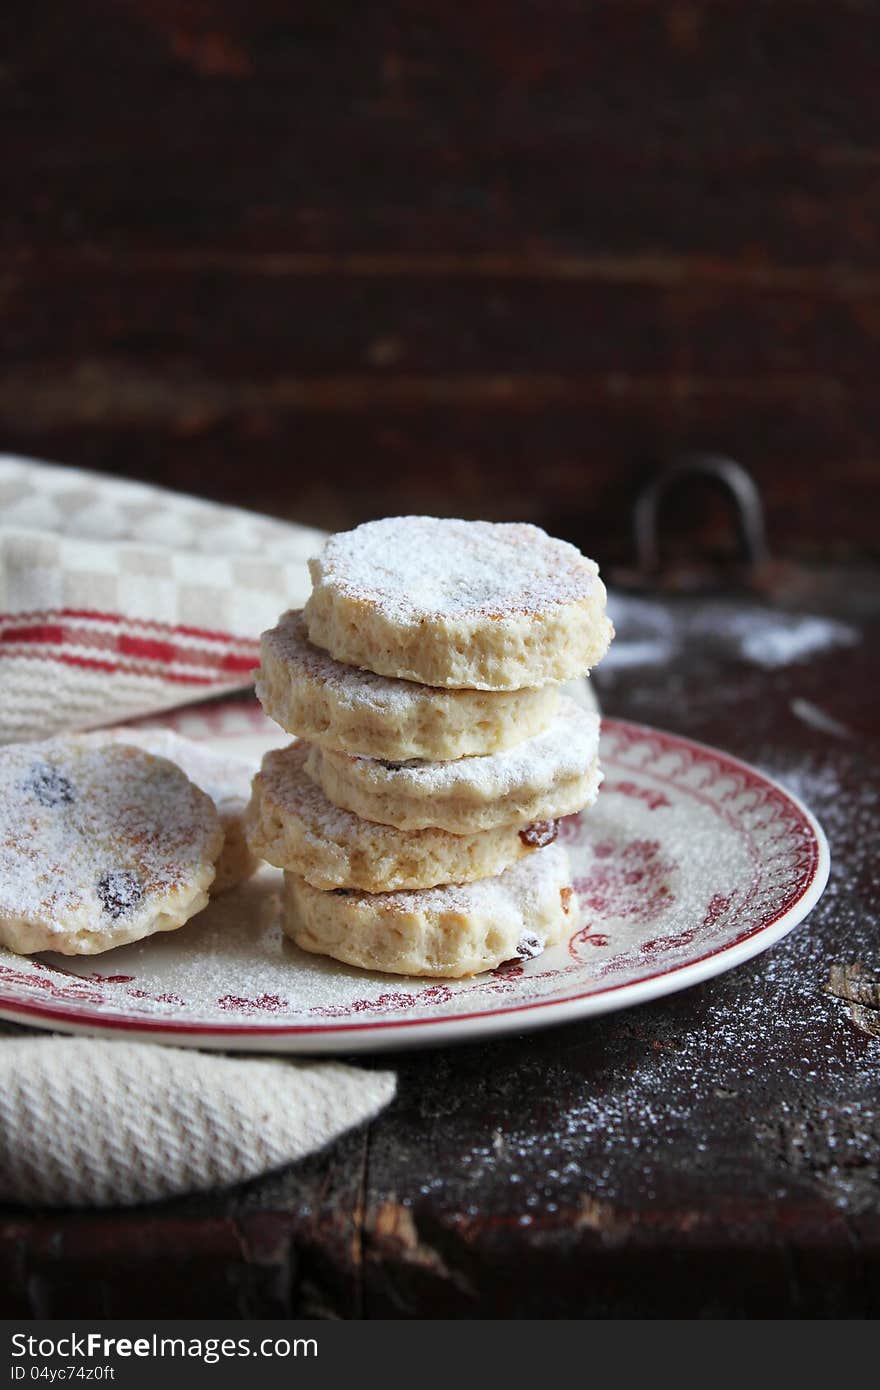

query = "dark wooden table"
[
  {"left": 4, "top": 2, "right": 880, "bottom": 567},
  {"left": 1, "top": 576, "right": 878, "bottom": 1319}
]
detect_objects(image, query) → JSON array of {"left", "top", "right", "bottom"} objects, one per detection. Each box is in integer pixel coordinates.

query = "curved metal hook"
[{"left": 634, "top": 453, "right": 768, "bottom": 576}]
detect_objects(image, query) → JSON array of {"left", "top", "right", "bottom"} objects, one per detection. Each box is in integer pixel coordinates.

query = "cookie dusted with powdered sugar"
[
  {"left": 0, "top": 740, "right": 223, "bottom": 955},
  {"left": 81, "top": 728, "right": 258, "bottom": 894},
  {"left": 306, "top": 697, "right": 602, "bottom": 834},
  {"left": 283, "top": 842, "right": 577, "bottom": 978},
  {"left": 245, "top": 741, "right": 555, "bottom": 892},
  {"left": 304, "top": 517, "right": 613, "bottom": 690},
  {"left": 256, "top": 610, "right": 560, "bottom": 760}
]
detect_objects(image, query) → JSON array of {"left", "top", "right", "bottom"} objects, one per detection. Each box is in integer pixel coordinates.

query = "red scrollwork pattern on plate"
[{"left": 0, "top": 717, "right": 823, "bottom": 1032}]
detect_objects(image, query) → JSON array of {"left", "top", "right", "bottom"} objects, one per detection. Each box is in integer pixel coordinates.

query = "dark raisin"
[
  {"left": 24, "top": 762, "right": 75, "bottom": 807},
  {"left": 516, "top": 931, "right": 544, "bottom": 960},
  {"left": 97, "top": 870, "right": 144, "bottom": 918},
  {"left": 518, "top": 818, "right": 559, "bottom": 848}
]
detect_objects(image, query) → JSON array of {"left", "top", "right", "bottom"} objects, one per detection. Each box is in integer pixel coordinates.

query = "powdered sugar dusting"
[
  {"left": 260, "top": 610, "right": 421, "bottom": 715},
  {"left": 257, "top": 741, "right": 391, "bottom": 844},
  {"left": 309, "top": 517, "right": 602, "bottom": 621},
  {"left": 432, "top": 753, "right": 870, "bottom": 1220},
  {"left": 327, "top": 842, "right": 570, "bottom": 917},
  {"left": 252, "top": 739, "right": 536, "bottom": 879},
  {"left": 739, "top": 615, "right": 858, "bottom": 668},
  {"left": 603, "top": 594, "right": 858, "bottom": 672},
  {"left": 260, "top": 609, "right": 536, "bottom": 719},
  {"left": 0, "top": 720, "right": 827, "bottom": 1038},
  {"left": 516, "top": 930, "right": 545, "bottom": 961},
  {"left": 325, "top": 697, "right": 600, "bottom": 797},
  {"left": 82, "top": 727, "right": 255, "bottom": 818},
  {"left": 789, "top": 698, "right": 853, "bottom": 740},
  {"left": 0, "top": 740, "right": 221, "bottom": 941}
]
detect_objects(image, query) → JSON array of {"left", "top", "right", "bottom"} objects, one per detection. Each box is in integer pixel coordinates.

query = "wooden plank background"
[{"left": 2, "top": 1, "right": 879, "bottom": 565}]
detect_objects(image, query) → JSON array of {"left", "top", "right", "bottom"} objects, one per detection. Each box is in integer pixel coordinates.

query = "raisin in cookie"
[
  {"left": 0, "top": 739, "right": 223, "bottom": 955},
  {"left": 245, "top": 741, "right": 554, "bottom": 892},
  {"left": 304, "top": 517, "right": 613, "bottom": 690},
  {"left": 282, "top": 842, "right": 577, "bottom": 978}
]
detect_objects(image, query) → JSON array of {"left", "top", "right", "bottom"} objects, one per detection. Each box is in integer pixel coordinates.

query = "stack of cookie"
[{"left": 246, "top": 517, "right": 613, "bottom": 978}]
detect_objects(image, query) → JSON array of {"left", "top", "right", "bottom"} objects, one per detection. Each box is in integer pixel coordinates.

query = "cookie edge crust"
[
  {"left": 213, "top": 812, "right": 260, "bottom": 894},
  {"left": 256, "top": 616, "right": 561, "bottom": 758},
  {"left": 304, "top": 579, "right": 613, "bottom": 690},
  {"left": 307, "top": 744, "right": 604, "bottom": 834},
  {"left": 0, "top": 874, "right": 216, "bottom": 956},
  {"left": 281, "top": 861, "right": 577, "bottom": 979},
  {"left": 244, "top": 761, "right": 540, "bottom": 892}
]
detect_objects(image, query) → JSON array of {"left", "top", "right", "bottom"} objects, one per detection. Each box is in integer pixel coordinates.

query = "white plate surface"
[{"left": 0, "top": 706, "right": 829, "bottom": 1052}]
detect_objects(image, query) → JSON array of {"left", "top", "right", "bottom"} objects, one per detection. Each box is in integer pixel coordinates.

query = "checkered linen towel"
[
  {"left": 0, "top": 457, "right": 397, "bottom": 1207},
  {"left": 0, "top": 454, "right": 325, "bottom": 741}
]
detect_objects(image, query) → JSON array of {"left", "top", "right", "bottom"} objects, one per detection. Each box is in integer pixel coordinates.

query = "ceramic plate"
[{"left": 0, "top": 703, "right": 829, "bottom": 1052}]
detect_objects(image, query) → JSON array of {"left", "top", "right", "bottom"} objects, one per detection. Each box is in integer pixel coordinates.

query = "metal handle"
[{"left": 634, "top": 453, "right": 768, "bottom": 577}]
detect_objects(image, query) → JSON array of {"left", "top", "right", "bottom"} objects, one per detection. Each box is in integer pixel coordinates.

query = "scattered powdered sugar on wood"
[
  {"left": 309, "top": 517, "right": 602, "bottom": 620},
  {"left": 789, "top": 698, "right": 853, "bottom": 740},
  {"left": 603, "top": 593, "right": 858, "bottom": 672},
  {"left": 398, "top": 963, "right": 877, "bottom": 1219},
  {"left": 725, "top": 613, "right": 859, "bottom": 668},
  {"left": 386, "top": 749, "right": 875, "bottom": 1220}
]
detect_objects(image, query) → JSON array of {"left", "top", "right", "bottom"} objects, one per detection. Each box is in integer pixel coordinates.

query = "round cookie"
[
  {"left": 256, "top": 609, "right": 560, "bottom": 760},
  {"left": 245, "top": 741, "right": 557, "bottom": 892},
  {"left": 305, "top": 697, "right": 602, "bottom": 834},
  {"left": 304, "top": 517, "right": 613, "bottom": 690},
  {"left": 83, "top": 728, "right": 258, "bottom": 894},
  {"left": 0, "top": 739, "right": 223, "bottom": 955},
  {"left": 282, "top": 842, "right": 577, "bottom": 978}
]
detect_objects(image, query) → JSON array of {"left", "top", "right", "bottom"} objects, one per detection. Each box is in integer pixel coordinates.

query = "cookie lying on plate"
[
  {"left": 305, "top": 697, "right": 602, "bottom": 834},
  {"left": 82, "top": 728, "right": 258, "bottom": 894},
  {"left": 304, "top": 517, "right": 613, "bottom": 690},
  {"left": 0, "top": 739, "right": 223, "bottom": 955},
  {"left": 257, "top": 609, "right": 560, "bottom": 761},
  {"left": 283, "top": 842, "right": 576, "bottom": 978},
  {"left": 245, "top": 740, "right": 558, "bottom": 892}
]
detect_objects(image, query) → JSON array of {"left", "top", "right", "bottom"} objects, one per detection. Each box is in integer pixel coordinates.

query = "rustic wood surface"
[
  {"left": 1, "top": 579, "right": 878, "bottom": 1319},
  {"left": 3, "top": 1, "right": 880, "bottom": 562}
]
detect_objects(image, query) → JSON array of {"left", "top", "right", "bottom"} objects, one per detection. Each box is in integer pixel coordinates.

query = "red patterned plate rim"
[{"left": 0, "top": 718, "right": 830, "bottom": 1052}]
